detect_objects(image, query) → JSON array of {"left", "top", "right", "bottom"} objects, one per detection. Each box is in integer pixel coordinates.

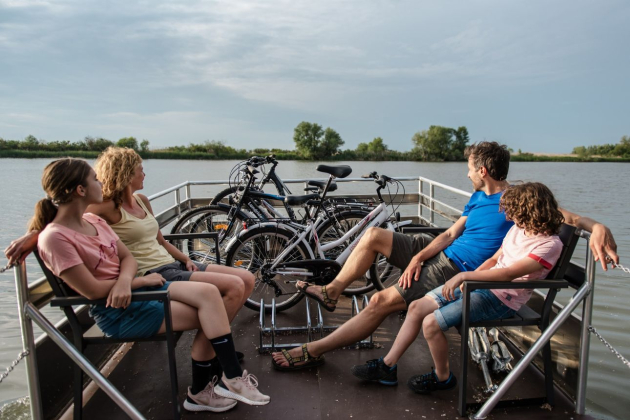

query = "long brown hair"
[
  {"left": 499, "top": 182, "right": 564, "bottom": 236},
  {"left": 94, "top": 147, "right": 142, "bottom": 209},
  {"left": 28, "top": 158, "right": 92, "bottom": 232}
]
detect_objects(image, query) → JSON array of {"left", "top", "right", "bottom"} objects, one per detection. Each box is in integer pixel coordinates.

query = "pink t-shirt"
[
  {"left": 490, "top": 225, "right": 563, "bottom": 311},
  {"left": 38, "top": 213, "right": 121, "bottom": 281}
]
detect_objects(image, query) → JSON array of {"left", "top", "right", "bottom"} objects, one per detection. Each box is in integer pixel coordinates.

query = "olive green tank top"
[{"left": 111, "top": 195, "right": 175, "bottom": 277}]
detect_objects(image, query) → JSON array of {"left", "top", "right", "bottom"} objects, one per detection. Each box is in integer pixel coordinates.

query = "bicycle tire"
[
  {"left": 315, "top": 209, "right": 386, "bottom": 296},
  {"left": 210, "top": 187, "right": 238, "bottom": 205},
  {"left": 170, "top": 204, "right": 248, "bottom": 265},
  {"left": 225, "top": 225, "right": 310, "bottom": 312}
]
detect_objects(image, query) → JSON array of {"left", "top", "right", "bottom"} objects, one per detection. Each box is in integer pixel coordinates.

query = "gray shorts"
[
  {"left": 387, "top": 232, "right": 460, "bottom": 306},
  {"left": 145, "top": 261, "right": 208, "bottom": 282}
]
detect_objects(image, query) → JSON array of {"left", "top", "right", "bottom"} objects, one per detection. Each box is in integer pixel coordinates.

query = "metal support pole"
[
  {"left": 429, "top": 184, "right": 435, "bottom": 225},
  {"left": 24, "top": 303, "right": 146, "bottom": 420},
  {"left": 472, "top": 282, "right": 592, "bottom": 419},
  {"left": 185, "top": 183, "right": 191, "bottom": 208},
  {"left": 175, "top": 189, "right": 181, "bottom": 216},
  {"left": 418, "top": 179, "right": 423, "bottom": 221},
  {"left": 576, "top": 241, "right": 596, "bottom": 414},
  {"left": 14, "top": 263, "right": 43, "bottom": 420}
]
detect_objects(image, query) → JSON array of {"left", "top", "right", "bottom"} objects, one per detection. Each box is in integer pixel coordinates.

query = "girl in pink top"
[
  {"left": 33, "top": 158, "right": 269, "bottom": 412},
  {"left": 351, "top": 182, "right": 564, "bottom": 395}
]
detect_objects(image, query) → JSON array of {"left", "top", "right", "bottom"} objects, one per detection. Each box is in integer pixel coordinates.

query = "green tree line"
[{"left": 572, "top": 136, "right": 630, "bottom": 158}]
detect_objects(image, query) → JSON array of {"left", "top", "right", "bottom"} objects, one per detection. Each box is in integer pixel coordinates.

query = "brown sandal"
[
  {"left": 297, "top": 282, "right": 338, "bottom": 312},
  {"left": 272, "top": 344, "right": 325, "bottom": 371}
]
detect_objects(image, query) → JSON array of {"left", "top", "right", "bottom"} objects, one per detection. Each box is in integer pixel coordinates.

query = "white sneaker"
[
  {"left": 183, "top": 376, "right": 238, "bottom": 412},
  {"left": 215, "top": 370, "right": 271, "bottom": 406}
]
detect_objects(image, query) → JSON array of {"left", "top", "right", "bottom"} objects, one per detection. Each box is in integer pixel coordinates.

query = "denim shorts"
[
  {"left": 427, "top": 285, "right": 516, "bottom": 331},
  {"left": 145, "top": 260, "right": 208, "bottom": 282},
  {"left": 89, "top": 282, "right": 171, "bottom": 339}
]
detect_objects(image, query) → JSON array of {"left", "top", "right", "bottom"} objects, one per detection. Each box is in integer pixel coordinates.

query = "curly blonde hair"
[
  {"left": 94, "top": 147, "right": 142, "bottom": 209},
  {"left": 499, "top": 182, "right": 564, "bottom": 236}
]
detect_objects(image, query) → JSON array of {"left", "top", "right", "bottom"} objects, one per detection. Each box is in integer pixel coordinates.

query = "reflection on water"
[{"left": 1, "top": 159, "right": 629, "bottom": 419}]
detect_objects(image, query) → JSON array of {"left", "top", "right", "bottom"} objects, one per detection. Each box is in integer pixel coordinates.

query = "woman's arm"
[
  {"left": 4, "top": 230, "right": 40, "bottom": 265},
  {"left": 560, "top": 207, "right": 619, "bottom": 270},
  {"left": 137, "top": 194, "right": 198, "bottom": 271},
  {"left": 442, "top": 256, "right": 543, "bottom": 301}
]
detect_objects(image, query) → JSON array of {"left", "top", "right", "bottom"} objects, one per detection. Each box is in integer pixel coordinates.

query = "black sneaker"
[
  {"left": 350, "top": 357, "right": 398, "bottom": 385},
  {"left": 407, "top": 369, "right": 457, "bottom": 394}
]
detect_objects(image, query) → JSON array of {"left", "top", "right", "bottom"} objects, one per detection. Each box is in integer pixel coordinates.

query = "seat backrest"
[
  {"left": 544, "top": 223, "right": 579, "bottom": 281},
  {"left": 33, "top": 249, "right": 79, "bottom": 298}
]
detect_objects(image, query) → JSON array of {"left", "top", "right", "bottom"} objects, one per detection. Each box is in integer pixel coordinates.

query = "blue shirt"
[{"left": 444, "top": 190, "right": 513, "bottom": 272}]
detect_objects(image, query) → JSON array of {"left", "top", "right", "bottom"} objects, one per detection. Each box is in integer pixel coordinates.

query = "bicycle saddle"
[
  {"left": 316, "top": 164, "right": 352, "bottom": 179},
  {"left": 284, "top": 193, "right": 320, "bottom": 206},
  {"left": 307, "top": 180, "right": 338, "bottom": 192}
]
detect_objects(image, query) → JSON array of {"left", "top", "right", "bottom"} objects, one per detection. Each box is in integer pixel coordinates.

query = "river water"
[{"left": 0, "top": 159, "right": 628, "bottom": 419}]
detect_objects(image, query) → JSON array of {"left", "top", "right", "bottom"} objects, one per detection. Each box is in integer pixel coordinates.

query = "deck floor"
[{"left": 82, "top": 295, "right": 593, "bottom": 420}]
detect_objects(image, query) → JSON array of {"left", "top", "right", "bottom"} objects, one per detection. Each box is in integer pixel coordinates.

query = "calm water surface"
[{"left": 0, "top": 159, "right": 628, "bottom": 419}]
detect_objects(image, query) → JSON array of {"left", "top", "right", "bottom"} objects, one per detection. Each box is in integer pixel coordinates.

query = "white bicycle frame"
[{"left": 269, "top": 201, "right": 410, "bottom": 277}]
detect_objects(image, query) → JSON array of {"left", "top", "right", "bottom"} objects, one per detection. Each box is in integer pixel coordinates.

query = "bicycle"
[
  {"left": 170, "top": 157, "right": 374, "bottom": 268},
  {"left": 224, "top": 164, "right": 410, "bottom": 312}
]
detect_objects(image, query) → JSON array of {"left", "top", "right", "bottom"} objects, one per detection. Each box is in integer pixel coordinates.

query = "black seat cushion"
[{"left": 316, "top": 165, "right": 352, "bottom": 179}]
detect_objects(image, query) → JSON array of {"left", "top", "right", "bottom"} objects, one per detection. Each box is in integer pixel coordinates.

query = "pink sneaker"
[
  {"left": 215, "top": 370, "right": 270, "bottom": 406},
  {"left": 183, "top": 377, "right": 237, "bottom": 412}
]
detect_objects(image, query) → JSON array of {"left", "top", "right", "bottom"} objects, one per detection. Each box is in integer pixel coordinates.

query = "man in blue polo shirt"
[{"left": 272, "top": 141, "right": 618, "bottom": 371}]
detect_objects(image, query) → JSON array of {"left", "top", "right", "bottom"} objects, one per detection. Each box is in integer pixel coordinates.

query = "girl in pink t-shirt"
[
  {"left": 32, "top": 158, "right": 269, "bottom": 412},
  {"left": 351, "top": 182, "right": 564, "bottom": 395}
]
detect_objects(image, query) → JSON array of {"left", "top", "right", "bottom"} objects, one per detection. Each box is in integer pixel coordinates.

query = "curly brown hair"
[
  {"left": 500, "top": 182, "right": 564, "bottom": 236},
  {"left": 94, "top": 147, "right": 142, "bottom": 209}
]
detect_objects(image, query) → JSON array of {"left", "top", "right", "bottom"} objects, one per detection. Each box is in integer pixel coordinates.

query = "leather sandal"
[
  {"left": 272, "top": 344, "right": 325, "bottom": 371},
  {"left": 297, "top": 282, "right": 337, "bottom": 312}
]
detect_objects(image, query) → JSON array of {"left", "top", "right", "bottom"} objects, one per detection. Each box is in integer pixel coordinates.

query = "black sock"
[
  {"left": 209, "top": 333, "right": 243, "bottom": 379},
  {"left": 191, "top": 358, "right": 214, "bottom": 395}
]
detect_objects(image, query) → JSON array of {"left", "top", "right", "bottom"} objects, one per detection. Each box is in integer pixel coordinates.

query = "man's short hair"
[{"left": 464, "top": 141, "right": 510, "bottom": 181}]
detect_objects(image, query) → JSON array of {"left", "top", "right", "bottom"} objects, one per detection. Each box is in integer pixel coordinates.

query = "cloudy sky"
[{"left": 0, "top": 0, "right": 628, "bottom": 153}]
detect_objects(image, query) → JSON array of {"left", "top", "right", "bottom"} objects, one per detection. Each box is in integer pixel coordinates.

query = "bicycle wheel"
[
  {"left": 225, "top": 225, "right": 310, "bottom": 312},
  {"left": 369, "top": 252, "right": 401, "bottom": 291},
  {"left": 315, "top": 209, "right": 386, "bottom": 296},
  {"left": 170, "top": 204, "right": 247, "bottom": 265},
  {"left": 210, "top": 187, "right": 238, "bottom": 205}
]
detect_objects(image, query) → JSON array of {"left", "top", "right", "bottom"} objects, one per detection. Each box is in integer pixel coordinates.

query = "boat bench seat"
[{"left": 401, "top": 223, "right": 580, "bottom": 416}]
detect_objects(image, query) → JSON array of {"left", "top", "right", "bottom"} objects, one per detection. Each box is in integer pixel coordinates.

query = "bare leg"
[
  {"left": 157, "top": 300, "right": 216, "bottom": 360},
  {"left": 298, "top": 227, "right": 394, "bottom": 302},
  {"left": 383, "top": 296, "right": 438, "bottom": 367},
  {"left": 202, "top": 264, "right": 255, "bottom": 305},
  {"left": 190, "top": 270, "right": 248, "bottom": 321},
  {"left": 158, "top": 282, "right": 231, "bottom": 339},
  {"left": 422, "top": 314, "right": 450, "bottom": 381},
  {"left": 272, "top": 287, "right": 406, "bottom": 367}
]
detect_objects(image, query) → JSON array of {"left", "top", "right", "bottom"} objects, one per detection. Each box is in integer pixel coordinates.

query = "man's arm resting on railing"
[{"left": 560, "top": 207, "right": 619, "bottom": 270}]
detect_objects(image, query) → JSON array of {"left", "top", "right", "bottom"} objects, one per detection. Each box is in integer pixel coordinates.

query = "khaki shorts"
[{"left": 387, "top": 232, "right": 460, "bottom": 306}]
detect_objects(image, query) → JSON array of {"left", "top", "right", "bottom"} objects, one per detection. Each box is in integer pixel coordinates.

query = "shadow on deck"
[{"left": 82, "top": 295, "right": 593, "bottom": 420}]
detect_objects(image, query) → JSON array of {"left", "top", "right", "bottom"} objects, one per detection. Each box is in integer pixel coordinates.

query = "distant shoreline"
[{"left": 1, "top": 149, "right": 628, "bottom": 162}]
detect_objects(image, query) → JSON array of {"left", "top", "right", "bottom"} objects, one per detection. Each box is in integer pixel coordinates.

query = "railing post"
[
  {"left": 418, "top": 178, "right": 423, "bottom": 221},
  {"left": 576, "top": 238, "right": 596, "bottom": 414},
  {"left": 429, "top": 183, "right": 435, "bottom": 225},
  {"left": 175, "top": 189, "right": 181, "bottom": 216},
  {"left": 14, "top": 263, "right": 43, "bottom": 420},
  {"left": 185, "top": 183, "right": 191, "bottom": 209}
]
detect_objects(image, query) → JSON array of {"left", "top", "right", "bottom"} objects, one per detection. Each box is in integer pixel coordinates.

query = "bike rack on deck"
[{"left": 258, "top": 295, "right": 373, "bottom": 353}]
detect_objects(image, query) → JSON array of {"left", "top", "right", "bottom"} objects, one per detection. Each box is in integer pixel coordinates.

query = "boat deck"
[{"left": 81, "top": 295, "right": 592, "bottom": 420}]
